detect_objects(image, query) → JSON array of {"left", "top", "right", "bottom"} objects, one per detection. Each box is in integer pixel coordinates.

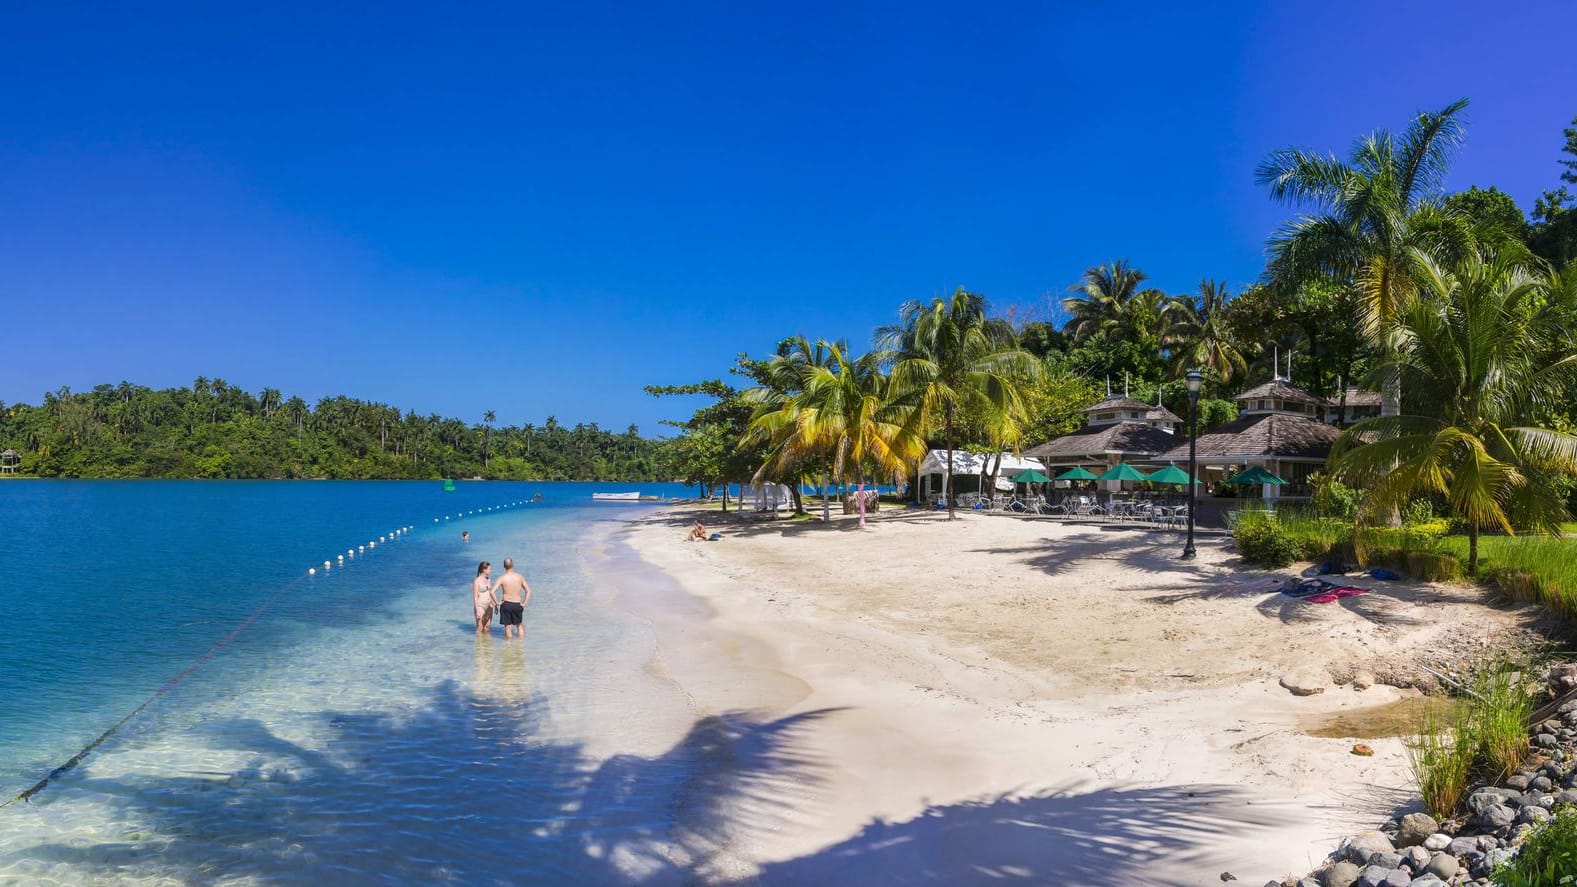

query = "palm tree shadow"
[
  {"left": 743, "top": 783, "right": 1302, "bottom": 886},
  {"left": 9, "top": 682, "right": 838, "bottom": 885}
]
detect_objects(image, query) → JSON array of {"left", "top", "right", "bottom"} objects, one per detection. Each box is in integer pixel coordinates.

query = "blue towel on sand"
[{"left": 1366, "top": 568, "right": 1400, "bottom": 580}]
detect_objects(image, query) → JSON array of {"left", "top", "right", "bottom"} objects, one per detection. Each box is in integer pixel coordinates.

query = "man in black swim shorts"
[{"left": 493, "top": 557, "right": 532, "bottom": 640}]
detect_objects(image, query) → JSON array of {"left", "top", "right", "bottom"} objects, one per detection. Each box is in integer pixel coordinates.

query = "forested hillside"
[{"left": 0, "top": 378, "right": 669, "bottom": 480}]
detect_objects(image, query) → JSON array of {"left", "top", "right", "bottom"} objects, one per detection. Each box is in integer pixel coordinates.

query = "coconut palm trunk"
[{"left": 945, "top": 402, "right": 957, "bottom": 520}]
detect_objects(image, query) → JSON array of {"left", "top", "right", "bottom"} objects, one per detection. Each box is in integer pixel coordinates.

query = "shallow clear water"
[{"left": 0, "top": 480, "right": 803, "bottom": 884}]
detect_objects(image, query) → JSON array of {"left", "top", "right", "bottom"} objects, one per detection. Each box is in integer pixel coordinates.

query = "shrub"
[
  {"left": 1310, "top": 473, "right": 1361, "bottom": 520},
  {"left": 1233, "top": 515, "right": 1300, "bottom": 567},
  {"left": 1407, "top": 700, "right": 1474, "bottom": 819},
  {"left": 1495, "top": 806, "right": 1577, "bottom": 887},
  {"left": 1401, "top": 498, "right": 1435, "bottom": 526}
]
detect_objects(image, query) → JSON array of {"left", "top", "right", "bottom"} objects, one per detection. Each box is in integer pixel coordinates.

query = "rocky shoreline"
[{"left": 1252, "top": 666, "right": 1577, "bottom": 887}]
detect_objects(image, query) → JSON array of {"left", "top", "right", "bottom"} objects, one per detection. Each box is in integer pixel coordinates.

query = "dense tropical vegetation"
[
  {"left": 0, "top": 379, "right": 667, "bottom": 480},
  {"left": 654, "top": 101, "right": 1577, "bottom": 549}
]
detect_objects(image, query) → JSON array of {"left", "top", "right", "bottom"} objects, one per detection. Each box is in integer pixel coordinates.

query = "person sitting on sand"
[
  {"left": 471, "top": 561, "right": 496, "bottom": 635},
  {"left": 685, "top": 521, "right": 708, "bottom": 542},
  {"left": 494, "top": 557, "right": 532, "bottom": 640}
]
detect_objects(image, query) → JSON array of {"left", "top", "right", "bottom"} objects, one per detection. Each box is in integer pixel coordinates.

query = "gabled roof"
[
  {"left": 1026, "top": 422, "right": 1178, "bottom": 462},
  {"left": 1234, "top": 379, "right": 1323, "bottom": 405},
  {"left": 1156, "top": 413, "right": 1341, "bottom": 462},
  {"left": 0, "top": 449, "right": 18, "bottom": 458}
]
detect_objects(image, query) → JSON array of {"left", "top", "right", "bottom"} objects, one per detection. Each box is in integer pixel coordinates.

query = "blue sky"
[{"left": 2, "top": 2, "right": 1573, "bottom": 433}]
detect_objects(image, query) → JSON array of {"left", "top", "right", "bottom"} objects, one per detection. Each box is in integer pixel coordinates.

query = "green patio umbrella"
[
  {"left": 1095, "top": 462, "right": 1149, "bottom": 482},
  {"left": 1010, "top": 469, "right": 1053, "bottom": 484},
  {"left": 1224, "top": 465, "right": 1286, "bottom": 486},
  {"left": 1145, "top": 464, "right": 1200, "bottom": 485},
  {"left": 1055, "top": 466, "right": 1099, "bottom": 481}
]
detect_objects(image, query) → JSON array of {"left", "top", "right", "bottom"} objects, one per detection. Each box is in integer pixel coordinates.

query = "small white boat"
[{"left": 591, "top": 491, "right": 641, "bottom": 501}]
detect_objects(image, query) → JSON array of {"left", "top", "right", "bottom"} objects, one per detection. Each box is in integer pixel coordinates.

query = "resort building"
[
  {"left": 1025, "top": 394, "right": 1180, "bottom": 487},
  {"left": 0, "top": 449, "right": 18, "bottom": 475},
  {"left": 1155, "top": 378, "right": 1342, "bottom": 501},
  {"left": 1324, "top": 387, "right": 1383, "bottom": 426}
]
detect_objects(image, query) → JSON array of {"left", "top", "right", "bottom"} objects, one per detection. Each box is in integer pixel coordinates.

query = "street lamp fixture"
[{"left": 1182, "top": 370, "right": 1203, "bottom": 560}]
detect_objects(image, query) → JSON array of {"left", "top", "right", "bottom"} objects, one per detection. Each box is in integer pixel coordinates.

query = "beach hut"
[{"left": 0, "top": 449, "right": 18, "bottom": 475}]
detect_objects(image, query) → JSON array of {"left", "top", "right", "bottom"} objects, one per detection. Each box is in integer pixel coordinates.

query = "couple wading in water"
[{"left": 472, "top": 558, "right": 532, "bottom": 638}]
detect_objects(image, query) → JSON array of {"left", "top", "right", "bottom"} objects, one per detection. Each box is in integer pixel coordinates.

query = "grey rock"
[
  {"left": 1323, "top": 860, "right": 1361, "bottom": 887},
  {"left": 1512, "top": 791, "right": 1550, "bottom": 808},
  {"left": 1506, "top": 773, "right": 1532, "bottom": 790},
  {"left": 1484, "top": 847, "right": 1515, "bottom": 869},
  {"left": 1536, "top": 732, "right": 1559, "bottom": 748},
  {"left": 1559, "top": 697, "right": 1577, "bottom": 715},
  {"left": 1343, "top": 831, "right": 1397, "bottom": 864},
  {"left": 1556, "top": 789, "right": 1577, "bottom": 805},
  {"left": 1421, "top": 832, "right": 1450, "bottom": 851},
  {"left": 1407, "top": 877, "right": 1447, "bottom": 887},
  {"left": 1448, "top": 836, "right": 1479, "bottom": 856},
  {"left": 1426, "top": 851, "right": 1458, "bottom": 879},
  {"left": 1478, "top": 834, "right": 1501, "bottom": 850},
  {"left": 1401, "top": 845, "right": 1430, "bottom": 870},
  {"left": 1478, "top": 803, "right": 1516, "bottom": 830},
  {"left": 1466, "top": 786, "right": 1520, "bottom": 815},
  {"left": 1354, "top": 866, "right": 1408, "bottom": 887},
  {"left": 1532, "top": 774, "right": 1554, "bottom": 791},
  {"left": 1520, "top": 804, "right": 1553, "bottom": 825},
  {"left": 1395, "top": 812, "right": 1438, "bottom": 848},
  {"left": 1369, "top": 852, "right": 1403, "bottom": 869},
  {"left": 1299, "top": 880, "right": 1322, "bottom": 887}
]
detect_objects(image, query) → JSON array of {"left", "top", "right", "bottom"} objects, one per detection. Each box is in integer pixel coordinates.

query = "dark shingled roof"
[
  {"left": 1082, "top": 395, "right": 1156, "bottom": 413},
  {"left": 1026, "top": 422, "right": 1180, "bottom": 462},
  {"left": 1327, "top": 388, "right": 1382, "bottom": 407},
  {"left": 1234, "top": 379, "right": 1323, "bottom": 405},
  {"left": 1156, "top": 413, "right": 1341, "bottom": 462}
]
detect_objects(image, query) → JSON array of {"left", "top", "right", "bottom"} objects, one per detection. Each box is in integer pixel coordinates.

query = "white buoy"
[{"left": 309, "top": 568, "right": 316, "bottom": 575}]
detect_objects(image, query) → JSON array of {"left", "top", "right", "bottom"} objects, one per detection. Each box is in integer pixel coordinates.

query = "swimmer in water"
[{"left": 462, "top": 530, "right": 470, "bottom": 542}]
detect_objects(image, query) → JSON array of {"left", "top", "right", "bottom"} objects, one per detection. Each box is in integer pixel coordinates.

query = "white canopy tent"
[
  {"left": 916, "top": 450, "right": 1047, "bottom": 503},
  {"left": 746, "top": 482, "right": 796, "bottom": 512}
]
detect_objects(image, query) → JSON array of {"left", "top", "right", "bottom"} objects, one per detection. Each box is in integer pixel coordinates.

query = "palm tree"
[
  {"left": 882, "top": 289, "right": 1043, "bottom": 520},
  {"left": 1063, "top": 261, "right": 1147, "bottom": 345},
  {"left": 483, "top": 410, "right": 496, "bottom": 468},
  {"left": 742, "top": 336, "right": 837, "bottom": 515},
  {"left": 744, "top": 340, "right": 925, "bottom": 527},
  {"left": 1328, "top": 250, "right": 1577, "bottom": 571},
  {"left": 1258, "top": 98, "right": 1478, "bottom": 414},
  {"left": 1169, "top": 279, "right": 1248, "bottom": 382}
]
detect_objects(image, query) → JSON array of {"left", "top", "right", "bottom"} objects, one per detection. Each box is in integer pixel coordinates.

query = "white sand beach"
[{"left": 619, "top": 506, "right": 1534, "bottom": 886}]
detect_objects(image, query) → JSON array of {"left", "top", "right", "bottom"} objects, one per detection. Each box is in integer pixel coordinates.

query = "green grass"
[
  {"left": 1407, "top": 700, "right": 1475, "bottom": 819},
  {"left": 1408, "top": 658, "right": 1537, "bottom": 819},
  {"left": 1440, "top": 535, "right": 1577, "bottom": 620}
]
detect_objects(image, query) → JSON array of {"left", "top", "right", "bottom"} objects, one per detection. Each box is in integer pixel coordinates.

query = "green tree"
[
  {"left": 1445, "top": 186, "right": 1530, "bottom": 245},
  {"left": 1328, "top": 249, "right": 1577, "bottom": 571},
  {"left": 1168, "top": 279, "right": 1248, "bottom": 383},
  {"left": 882, "top": 288, "right": 1043, "bottom": 519},
  {"left": 744, "top": 340, "right": 924, "bottom": 526},
  {"left": 1258, "top": 98, "right": 1479, "bottom": 414}
]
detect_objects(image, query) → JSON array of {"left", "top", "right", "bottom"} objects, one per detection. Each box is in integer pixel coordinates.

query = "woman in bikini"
[{"left": 472, "top": 561, "right": 496, "bottom": 635}]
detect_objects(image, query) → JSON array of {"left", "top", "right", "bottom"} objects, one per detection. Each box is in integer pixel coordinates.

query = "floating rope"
[{"left": 2, "top": 500, "right": 524, "bottom": 808}]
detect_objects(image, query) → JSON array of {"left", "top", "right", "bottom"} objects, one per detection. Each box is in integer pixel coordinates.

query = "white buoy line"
[{"left": 307, "top": 501, "right": 532, "bottom": 576}]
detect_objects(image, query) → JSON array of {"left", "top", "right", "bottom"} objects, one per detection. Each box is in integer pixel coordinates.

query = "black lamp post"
[{"left": 1182, "top": 370, "right": 1203, "bottom": 560}]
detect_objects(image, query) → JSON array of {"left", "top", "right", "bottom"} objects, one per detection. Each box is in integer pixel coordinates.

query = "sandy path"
[{"left": 620, "top": 507, "right": 1528, "bottom": 885}]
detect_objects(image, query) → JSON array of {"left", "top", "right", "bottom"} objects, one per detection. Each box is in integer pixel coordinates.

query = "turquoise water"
[{"left": 0, "top": 480, "right": 809, "bottom": 884}]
